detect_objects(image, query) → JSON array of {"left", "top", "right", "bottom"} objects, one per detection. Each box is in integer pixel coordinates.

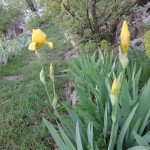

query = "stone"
[
  {"left": 130, "top": 37, "right": 144, "bottom": 51},
  {"left": 136, "top": 0, "right": 149, "bottom": 6},
  {"left": 143, "top": 15, "right": 150, "bottom": 25},
  {"left": 130, "top": 26, "right": 137, "bottom": 40},
  {"left": 64, "top": 39, "right": 77, "bottom": 60}
]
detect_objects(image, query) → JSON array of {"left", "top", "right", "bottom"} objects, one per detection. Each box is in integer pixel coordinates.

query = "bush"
[
  {"left": 44, "top": 51, "right": 114, "bottom": 150},
  {"left": 100, "top": 40, "right": 111, "bottom": 53},
  {"left": 40, "top": 0, "right": 133, "bottom": 47},
  {"left": 44, "top": 50, "right": 150, "bottom": 149},
  {"left": 128, "top": 49, "right": 150, "bottom": 89},
  {"left": 26, "top": 11, "right": 52, "bottom": 29},
  {"left": 77, "top": 41, "right": 98, "bottom": 52}
]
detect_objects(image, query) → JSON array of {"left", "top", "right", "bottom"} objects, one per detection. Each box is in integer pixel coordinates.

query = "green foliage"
[
  {"left": 0, "top": 37, "right": 30, "bottom": 65},
  {"left": 0, "top": 50, "right": 53, "bottom": 149},
  {"left": 0, "top": 0, "right": 22, "bottom": 33},
  {"left": 44, "top": 118, "right": 101, "bottom": 150},
  {"left": 40, "top": 0, "right": 133, "bottom": 47},
  {"left": 44, "top": 50, "right": 114, "bottom": 149},
  {"left": 0, "top": 22, "right": 69, "bottom": 149},
  {"left": 128, "top": 49, "right": 150, "bottom": 89},
  {"left": 144, "top": 29, "right": 150, "bottom": 59},
  {"left": 100, "top": 40, "right": 111, "bottom": 53},
  {"left": 44, "top": 50, "right": 150, "bottom": 149},
  {"left": 0, "top": 44, "right": 8, "bottom": 64},
  {"left": 77, "top": 40, "right": 97, "bottom": 52},
  {"left": 26, "top": 11, "right": 51, "bottom": 29}
]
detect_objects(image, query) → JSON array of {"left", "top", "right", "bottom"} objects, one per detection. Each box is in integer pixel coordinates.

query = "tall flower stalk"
[
  {"left": 28, "top": 29, "right": 53, "bottom": 105},
  {"left": 39, "top": 54, "right": 52, "bottom": 103},
  {"left": 50, "top": 63, "right": 58, "bottom": 110},
  {"left": 108, "top": 20, "right": 130, "bottom": 150}
]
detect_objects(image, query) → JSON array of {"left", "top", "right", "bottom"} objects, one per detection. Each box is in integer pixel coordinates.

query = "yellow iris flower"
[
  {"left": 28, "top": 29, "right": 53, "bottom": 51},
  {"left": 50, "top": 63, "right": 55, "bottom": 81},
  {"left": 50, "top": 63, "right": 54, "bottom": 75},
  {"left": 120, "top": 20, "right": 130, "bottom": 53},
  {"left": 111, "top": 78, "right": 118, "bottom": 95}
]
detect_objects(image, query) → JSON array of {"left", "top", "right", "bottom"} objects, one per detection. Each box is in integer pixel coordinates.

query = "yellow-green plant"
[
  {"left": 44, "top": 20, "right": 150, "bottom": 150},
  {"left": 100, "top": 40, "right": 110, "bottom": 53},
  {"left": 28, "top": 29, "right": 53, "bottom": 51},
  {"left": 108, "top": 20, "right": 130, "bottom": 149},
  {"left": 50, "top": 63, "right": 57, "bottom": 110},
  {"left": 28, "top": 29, "right": 56, "bottom": 109},
  {"left": 144, "top": 29, "right": 150, "bottom": 59},
  {"left": 44, "top": 50, "right": 115, "bottom": 150},
  {"left": 44, "top": 49, "right": 150, "bottom": 149}
]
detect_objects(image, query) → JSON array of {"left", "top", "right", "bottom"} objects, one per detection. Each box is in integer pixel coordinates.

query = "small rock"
[
  {"left": 130, "top": 37, "right": 144, "bottom": 51},
  {"left": 71, "top": 90, "right": 78, "bottom": 106},
  {"left": 130, "top": 26, "right": 137, "bottom": 40},
  {"left": 143, "top": 15, "right": 150, "bottom": 25},
  {"left": 64, "top": 49, "right": 78, "bottom": 60}
]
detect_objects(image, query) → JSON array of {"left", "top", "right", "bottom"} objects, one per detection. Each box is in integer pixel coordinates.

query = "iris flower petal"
[
  {"left": 47, "top": 42, "right": 53, "bottom": 49},
  {"left": 120, "top": 20, "right": 130, "bottom": 53},
  {"left": 111, "top": 78, "right": 118, "bottom": 95},
  {"left": 45, "top": 41, "right": 53, "bottom": 49},
  {"left": 28, "top": 42, "right": 36, "bottom": 51},
  {"left": 28, "top": 29, "right": 53, "bottom": 51}
]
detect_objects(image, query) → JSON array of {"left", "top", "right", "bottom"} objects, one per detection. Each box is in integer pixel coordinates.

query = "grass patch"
[{"left": 0, "top": 22, "right": 69, "bottom": 149}]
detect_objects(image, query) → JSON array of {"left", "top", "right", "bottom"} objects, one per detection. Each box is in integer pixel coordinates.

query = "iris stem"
[
  {"left": 108, "top": 121, "right": 115, "bottom": 150},
  {"left": 39, "top": 56, "right": 52, "bottom": 104},
  {"left": 108, "top": 68, "right": 126, "bottom": 150},
  {"left": 52, "top": 79, "right": 56, "bottom": 96},
  {"left": 115, "top": 68, "right": 125, "bottom": 114}
]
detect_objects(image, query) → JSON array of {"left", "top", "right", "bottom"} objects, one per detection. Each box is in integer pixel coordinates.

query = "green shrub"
[
  {"left": 77, "top": 41, "right": 97, "bottom": 52},
  {"left": 26, "top": 11, "right": 52, "bottom": 29},
  {"left": 0, "top": 0, "right": 22, "bottom": 33},
  {"left": 100, "top": 40, "right": 111, "bottom": 53},
  {"left": 44, "top": 50, "right": 150, "bottom": 149},
  {"left": 40, "top": 0, "right": 133, "bottom": 47},
  {"left": 128, "top": 49, "right": 150, "bottom": 89}
]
